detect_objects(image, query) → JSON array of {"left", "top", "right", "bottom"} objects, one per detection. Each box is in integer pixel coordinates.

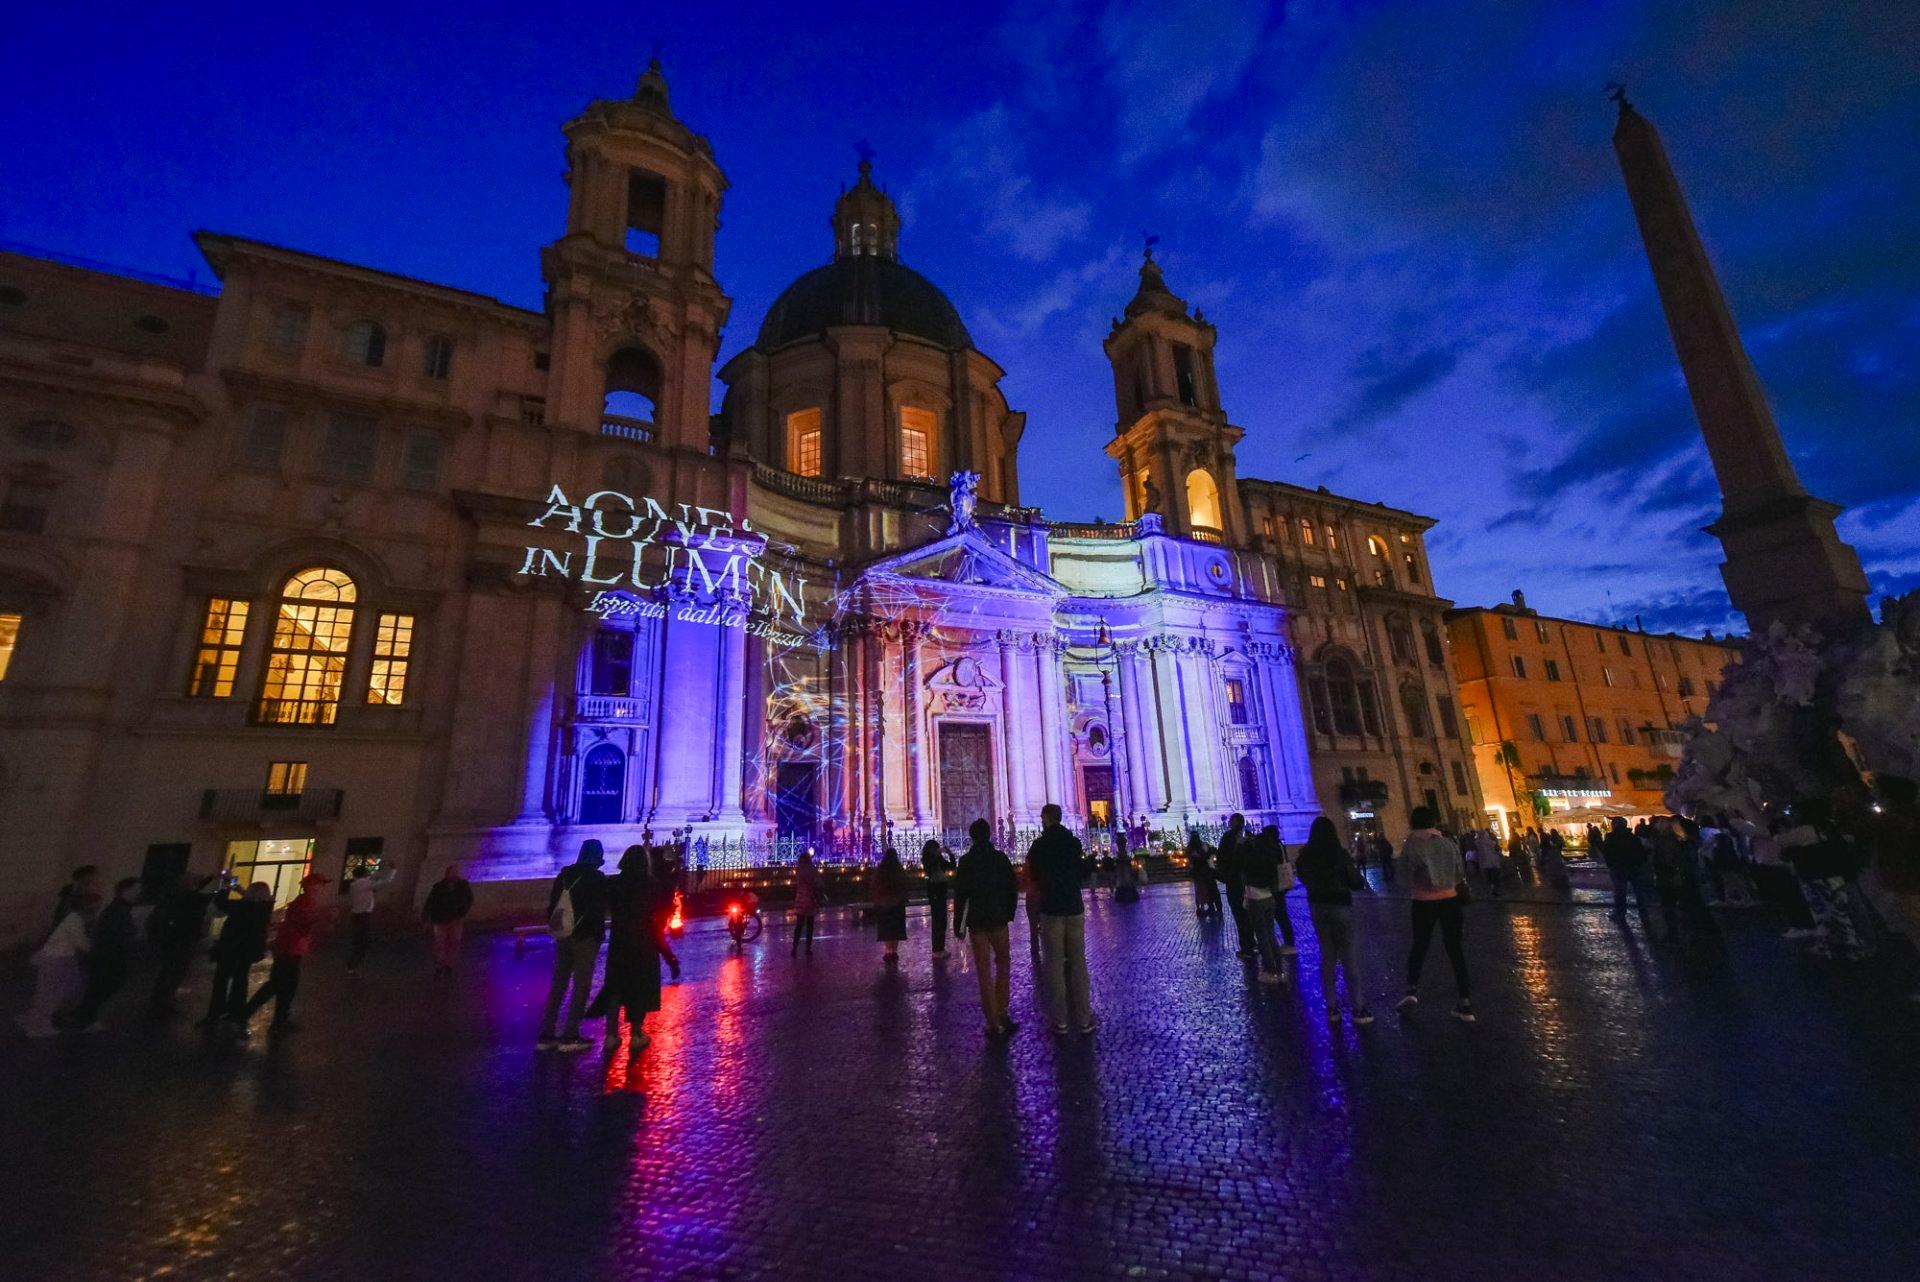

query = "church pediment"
[{"left": 858, "top": 531, "right": 1064, "bottom": 597}]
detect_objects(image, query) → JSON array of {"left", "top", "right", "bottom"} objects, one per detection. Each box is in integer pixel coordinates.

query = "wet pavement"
[{"left": 3, "top": 887, "right": 1918, "bottom": 1281}]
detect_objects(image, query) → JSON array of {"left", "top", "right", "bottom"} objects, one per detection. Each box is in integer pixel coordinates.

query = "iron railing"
[
  {"left": 200, "top": 787, "right": 344, "bottom": 821},
  {"left": 600, "top": 414, "right": 655, "bottom": 443}
]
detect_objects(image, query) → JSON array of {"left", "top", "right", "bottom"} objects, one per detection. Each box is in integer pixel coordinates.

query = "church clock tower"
[
  {"left": 541, "top": 61, "right": 731, "bottom": 454},
  {"left": 1103, "top": 248, "right": 1246, "bottom": 542}
]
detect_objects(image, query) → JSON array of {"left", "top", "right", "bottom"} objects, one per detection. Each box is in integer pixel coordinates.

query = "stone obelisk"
[{"left": 1611, "top": 90, "right": 1870, "bottom": 636}]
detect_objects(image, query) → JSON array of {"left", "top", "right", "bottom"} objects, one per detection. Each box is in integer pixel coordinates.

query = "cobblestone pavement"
[{"left": 4, "top": 888, "right": 1919, "bottom": 1282}]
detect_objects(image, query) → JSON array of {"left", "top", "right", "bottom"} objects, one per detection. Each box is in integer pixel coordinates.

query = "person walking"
[
  {"left": 20, "top": 887, "right": 93, "bottom": 1037},
  {"left": 1217, "top": 814, "right": 1256, "bottom": 957},
  {"left": 1395, "top": 806, "right": 1473, "bottom": 1022},
  {"left": 791, "top": 848, "right": 824, "bottom": 957},
  {"left": 241, "top": 873, "right": 332, "bottom": 1036},
  {"left": 600, "top": 845, "right": 662, "bottom": 1059},
  {"left": 1296, "top": 816, "right": 1372, "bottom": 1023},
  {"left": 1239, "top": 827, "right": 1287, "bottom": 983},
  {"left": 953, "top": 818, "right": 1019, "bottom": 1036},
  {"left": 147, "top": 873, "right": 218, "bottom": 1016},
  {"left": 538, "top": 841, "right": 608, "bottom": 1052},
  {"left": 1027, "top": 803, "right": 1094, "bottom": 1034},
  {"left": 870, "top": 847, "right": 910, "bottom": 963},
  {"left": 921, "top": 839, "right": 954, "bottom": 957},
  {"left": 69, "top": 877, "right": 142, "bottom": 1031},
  {"left": 1602, "top": 817, "right": 1660, "bottom": 938},
  {"left": 421, "top": 864, "right": 474, "bottom": 978},
  {"left": 200, "top": 880, "right": 273, "bottom": 1030},
  {"left": 345, "top": 863, "right": 396, "bottom": 974}
]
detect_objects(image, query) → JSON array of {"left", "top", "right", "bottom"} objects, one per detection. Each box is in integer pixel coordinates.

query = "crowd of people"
[{"left": 17, "top": 788, "right": 1916, "bottom": 1047}]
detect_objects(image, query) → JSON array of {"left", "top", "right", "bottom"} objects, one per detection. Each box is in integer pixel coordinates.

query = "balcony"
[
  {"left": 600, "top": 414, "right": 656, "bottom": 443},
  {"left": 1189, "top": 524, "right": 1223, "bottom": 545},
  {"left": 576, "top": 695, "right": 646, "bottom": 721},
  {"left": 200, "top": 787, "right": 344, "bottom": 822},
  {"left": 1337, "top": 779, "right": 1390, "bottom": 807}
]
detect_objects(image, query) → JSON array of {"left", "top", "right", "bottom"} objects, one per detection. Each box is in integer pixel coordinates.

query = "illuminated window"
[
  {"left": 1309, "top": 574, "right": 1328, "bottom": 589},
  {"left": 1181, "top": 468, "right": 1221, "bottom": 531},
  {"left": 423, "top": 335, "right": 453, "bottom": 380},
  {"left": 0, "top": 611, "right": 19, "bottom": 681},
  {"left": 241, "top": 405, "right": 288, "bottom": 471},
  {"left": 1224, "top": 677, "right": 1249, "bottom": 725},
  {"left": 899, "top": 406, "right": 936, "bottom": 478},
  {"left": 320, "top": 414, "right": 378, "bottom": 484},
  {"left": 344, "top": 320, "right": 386, "bottom": 368},
  {"left": 255, "top": 567, "right": 356, "bottom": 725},
  {"left": 1300, "top": 518, "right": 1315, "bottom": 546},
  {"left": 1602, "top": 666, "right": 1616, "bottom": 687},
  {"left": 1367, "top": 535, "right": 1388, "bottom": 558},
  {"left": 188, "top": 598, "right": 251, "bottom": 698},
  {"left": 224, "top": 837, "right": 314, "bottom": 908},
  {"left": 402, "top": 432, "right": 442, "bottom": 490},
  {"left": 265, "top": 761, "right": 308, "bottom": 797},
  {"left": 367, "top": 612, "right": 414, "bottom": 706},
  {"left": 1404, "top": 552, "right": 1421, "bottom": 584},
  {"left": 1325, "top": 525, "right": 1339, "bottom": 550},
  {"left": 786, "top": 408, "right": 823, "bottom": 477}
]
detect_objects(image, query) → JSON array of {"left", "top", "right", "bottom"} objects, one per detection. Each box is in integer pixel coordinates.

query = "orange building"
[{"left": 1446, "top": 591, "right": 1739, "bottom": 841}]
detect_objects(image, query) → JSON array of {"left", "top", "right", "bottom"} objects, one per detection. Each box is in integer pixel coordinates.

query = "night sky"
[{"left": 4, "top": 1, "right": 1914, "bottom": 636}]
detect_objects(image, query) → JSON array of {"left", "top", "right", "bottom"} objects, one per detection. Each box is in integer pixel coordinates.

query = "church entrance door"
[
  {"left": 1081, "top": 764, "right": 1115, "bottom": 827},
  {"left": 937, "top": 722, "right": 995, "bottom": 842},
  {"left": 773, "top": 761, "right": 821, "bottom": 842}
]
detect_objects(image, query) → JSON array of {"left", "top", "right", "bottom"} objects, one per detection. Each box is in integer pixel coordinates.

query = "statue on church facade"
[{"left": 947, "top": 470, "right": 980, "bottom": 534}]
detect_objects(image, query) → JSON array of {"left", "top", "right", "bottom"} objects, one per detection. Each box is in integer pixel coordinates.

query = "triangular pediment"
[{"left": 857, "top": 530, "right": 1064, "bottom": 597}]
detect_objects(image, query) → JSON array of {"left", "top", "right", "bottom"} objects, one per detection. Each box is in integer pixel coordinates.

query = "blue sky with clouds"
[{"left": 4, "top": 1, "right": 1914, "bottom": 635}]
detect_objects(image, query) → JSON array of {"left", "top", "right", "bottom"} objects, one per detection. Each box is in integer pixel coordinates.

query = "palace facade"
[{"left": 0, "top": 64, "right": 1472, "bottom": 940}]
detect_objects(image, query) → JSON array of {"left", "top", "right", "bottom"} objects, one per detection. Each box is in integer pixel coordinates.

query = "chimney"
[{"left": 1511, "top": 589, "right": 1527, "bottom": 611}]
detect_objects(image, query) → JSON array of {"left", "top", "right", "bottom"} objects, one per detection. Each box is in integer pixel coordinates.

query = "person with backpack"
[
  {"left": 953, "top": 818, "right": 1019, "bottom": 1037},
  {"left": 537, "top": 841, "right": 608, "bottom": 1052},
  {"left": 1396, "top": 806, "right": 1474, "bottom": 1022},
  {"left": 1296, "top": 816, "right": 1372, "bottom": 1023},
  {"left": 421, "top": 864, "right": 474, "bottom": 977}
]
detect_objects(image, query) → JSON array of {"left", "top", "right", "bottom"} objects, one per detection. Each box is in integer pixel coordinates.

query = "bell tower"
[
  {"left": 1103, "top": 246, "right": 1245, "bottom": 542},
  {"left": 542, "top": 60, "right": 731, "bottom": 453}
]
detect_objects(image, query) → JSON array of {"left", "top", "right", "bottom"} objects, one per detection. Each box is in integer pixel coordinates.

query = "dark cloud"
[{"left": 1332, "top": 344, "right": 1459, "bottom": 430}]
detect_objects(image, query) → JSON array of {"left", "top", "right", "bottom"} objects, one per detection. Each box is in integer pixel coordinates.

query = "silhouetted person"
[
  {"left": 1603, "top": 816, "right": 1660, "bottom": 938},
  {"left": 345, "top": 863, "right": 396, "bottom": 973},
  {"left": 1188, "top": 832, "right": 1220, "bottom": 917},
  {"left": 791, "top": 849, "right": 823, "bottom": 957},
  {"left": 242, "top": 873, "right": 332, "bottom": 1036},
  {"left": 52, "top": 865, "right": 101, "bottom": 929},
  {"left": 601, "top": 845, "right": 662, "bottom": 1060},
  {"left": 538, "top": 840, "right": 607, "bottom": 1052},
  {"left": 70, "top": 877, "right": 141, "bottom": 1030},
  {"left": 148, "top": 872, "right": 218, "bottom": 1016},
  {"left": 421, "top": 864, "right": 474, "bottom": 977},
  {"left": 1296, "top": 816, "right": 1371, "bottom": 1023},
  {"left": 20, "top": 887, "right": 93, "bottom": 1037},
  {"left": 921, "top": 839, "right": 954, "bottom": 956},
  {"left": 953, "top": 818, "right": 1019, "bottom": 1036},
  {"left": 1027, "top": 803, "right": 1094, "bottom": 1034},
  {"left": 871, "top": 847, "right": 910, "bottom": 962},
  {"left": 1217, "top": 814, "right": 1255, "bottom": 956},
  {"left": 201, "top": 879, "right": 273, "bottom": 1029}
]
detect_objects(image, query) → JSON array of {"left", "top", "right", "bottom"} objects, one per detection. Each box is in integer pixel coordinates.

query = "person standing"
[
  {"left": 201, "top": 880, "right": 273, "bottom": 1030},
  {"left": 791, "top": 848, "right": 823, "bottom": 957},
  {"left": 147, "top": 873, "right": 218, "bottom": 1016},
  {"left": 1188, "top": 833, "right": 1220, "bottom": 917},
  {"left": 870, "top": 847, "right": 910, "bottom": 963},
  {"left": 1602, "top": 817, "right": 1660, "bottom": 938},
  {"left": 1217, "top": 814, "right": 1255, "bottom": 957},
  {"left": 953, "top": 819, "right": 1019, "bottom": 1036},
  {"left": 1395, "top": 806, "right": 1473, "bottom": 1021},
  {"left": 19, "top": 888, "right": 93, "bottom": 1037},
  {"left": 1239, "top": 828, "right": 1287, "bottom": 983},
  {"left": 68, "top": 877, "right": 141, "bottom": 1031},
  {"left": 421, "top": 864, "right": 474, "bottom": 978},
  {"left": 921, "top": 839, "right": 954, "bottom": 957},
  {"left": 538, "top": 841, "right": 608, "bottom": 1052},
  {"left": 1296, "top": 816, "right": 1372, "bottom": 1023},
  {"left": 345, "top": 863, "right": 396, "bottom": 974},
  {"left": 241, "top": 873, "right": 332, "bottom": 1035},
  {"left": 1026, "top": 803, "right": 1094, "bottom": 1034},
  {"left": 52, "top": 866, "right": 102, "bottom": 930},
  {"left": 600, "top": 845, "right": 662, "bottom": 1059}
]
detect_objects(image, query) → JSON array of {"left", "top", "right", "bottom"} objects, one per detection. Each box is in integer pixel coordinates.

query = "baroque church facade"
[{"left": 0, "top": 65, "right": 1475, "bottom": 937}]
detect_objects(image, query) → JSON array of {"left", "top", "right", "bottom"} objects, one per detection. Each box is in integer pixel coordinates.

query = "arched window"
[
  {"left": 344, "top": 321, "right": 386, "bottom": 368},
  {"left": 1185, "top": 468, "right": 1221, "bottom": 532},
  {"left": 786, "top": 407, "right": 823, "bottom": 477},
  {"left": 1308, "top": 654, "right": 1381, "bottom": 738},
  {"left": 1401, "top": 684, "right": 1430, "bottom": 737},
  {"left": 602, "top": 346, "right": 663, "bottom": 440},
  {"left": 579, "top": 744, "right": 624, "bottom": 823},
  {"left": 1299, "top": 517, "right": 1316, "bottom": 546},
  {"left": 1238, "top": 754, "right": 1263, "bottom": 809},
  {"left": 1367, "top": 534, "right": 1388, "bottom": 559},
  {"left": 255, "top": 567, "right": 357, "bottom": 725}
]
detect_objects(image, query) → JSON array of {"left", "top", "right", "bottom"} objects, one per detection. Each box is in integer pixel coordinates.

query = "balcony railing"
[
  {"left": 600, "top": 414, "right": 656, "bottom": 443},
  {"left": 251, "top": 697, "right": 339, "bottom": 726},
  {"left": 1189, "top": 525, "right": 1223, "bottom": 545},
  {"left": 200, "top": 787, "right": 344, "bottom": 821},
  {"left": 1048, "top": 520, "right": 1140, "bottom": 541},
  {"left": 576, "top": 695, "right": 646, "bottom": 721}
]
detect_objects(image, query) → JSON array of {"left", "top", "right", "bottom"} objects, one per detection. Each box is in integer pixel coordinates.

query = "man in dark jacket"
[
  {"left": 422, "top": 864, "right": 475, "bottom": 978},
  {"left": 1026, "top": 804, "right": 1094, "bottom": 1035},
  {"left": 70, "top": 877, "right": 141, "bottom": 1029},
  {"left": 953, "top": 818, "right": 1019, "bottom": 1036},
  {"left": 1217, "top": 813, "right": 1256, "bottom": 956},
  {"left": 1602, "top": 817, "right": 1660, "bottom": 938},
  {"left": 537, "top": 840, "right": 608, "bottom": 1052},
  {"left": 148, "top": 873, "right": 219, "bottom": 1016},
  {"left": 201, "top": 879, "right": 273, "bottom": 1028}
]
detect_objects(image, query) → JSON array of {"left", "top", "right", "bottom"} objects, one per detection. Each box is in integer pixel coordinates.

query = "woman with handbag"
[{"left": 1395, "top": 806, "right": 1474, "bottom": 1022}]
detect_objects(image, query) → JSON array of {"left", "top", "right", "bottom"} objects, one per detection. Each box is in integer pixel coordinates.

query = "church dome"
[{"left": 756, "top": 254, "right": 972, "bottom": 351}]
